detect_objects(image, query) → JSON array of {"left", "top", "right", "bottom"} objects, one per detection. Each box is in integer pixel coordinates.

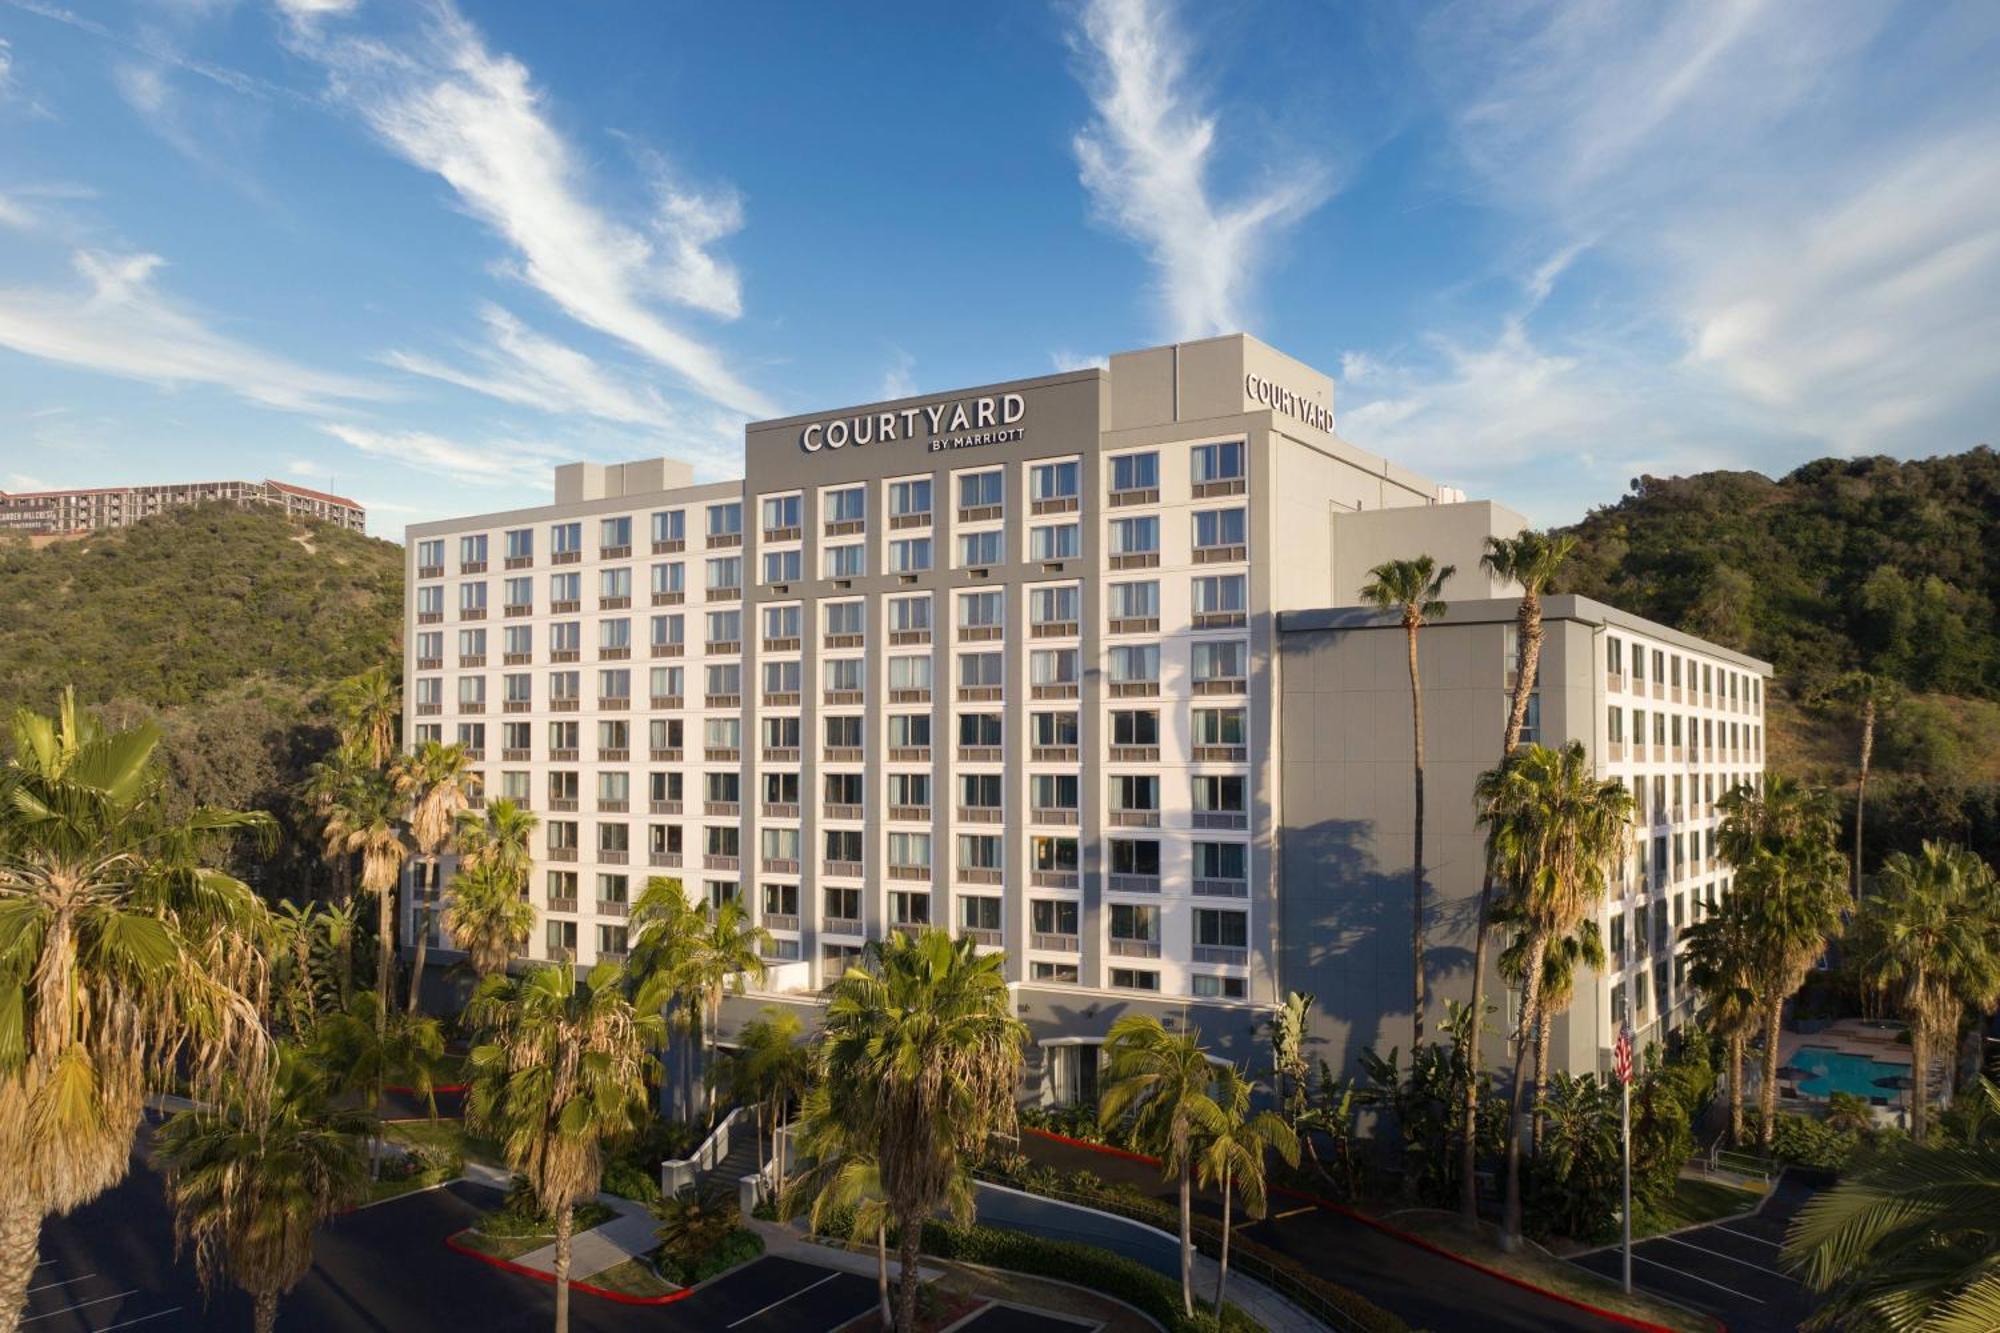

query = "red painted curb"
[
  {"left": 443, "top": 1230, "right": 690, "bottom": 1306},
  {"left": 1021, "top": 1127, "right": 1724, "bottom": 1333}
]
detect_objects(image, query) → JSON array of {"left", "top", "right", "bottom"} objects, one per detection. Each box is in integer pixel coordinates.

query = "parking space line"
[
  {"left": 22, "top": 1290, "right": 139, "bottom": 1323},
  {"left": 96, "top": 1312, "right": 181, "bottom": 1332},
  {"left": 1713, "top": 1222, "right": 1784, "bottom": 1249},
  {"left": 1656, "top": 1234, "right": 1792, "bottom": 1278},
  {"left": 725, "top": 1271, "right": 840, "bottom": 1328},
  {"left": 1631, "top": 1255, "right": 1765, "bottom": 1304},
  {"left": 26, "top": 1275, "right": 95, "bottom": 1294}
]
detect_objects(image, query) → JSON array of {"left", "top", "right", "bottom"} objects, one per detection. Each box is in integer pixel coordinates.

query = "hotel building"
[
  {"left": 0, "top": 478, "right": 366, "bottom": 535},
  {"left": 402, "top": 334, "right": 1766, "bottom": 1098}
]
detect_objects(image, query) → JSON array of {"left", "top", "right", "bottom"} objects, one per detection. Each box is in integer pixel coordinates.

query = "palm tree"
[
  {"left": 1462, "top": 528, "right": 1574, "bottom": 1222},
  {"left": 1683, "top": 891, "right": 1761, "bottom": 1145},
  {"left": 0, "top": 690, "right": 275, "bottom": 1330},
  {"left": 1717, "top": 773, "right": 1840, "bottom": 868},
  {"left": 301, "top": 742, "right": 370, "bottom": 902},
  {"left": 330, "top": 665, "right": 400, "bottom": 771},
  {"left": 684, "top": 897, "right": 771, "bottom": 1122},
  {"left": 1499, "top": 914, "right": 1605, "bottom": 1137},
  {"left": 465, "top": 962, "right": 662, "bottom": 1333},
  {"left": 719, "top": 1008, "right": 812, "bottom": 1181},
  {"left": 799, "top": 1082, "right": 895, "bottom": 1330},
  {"left": 313, "top": 990, "right": 445, "bottom": 1178},
  {"left": 819, "top": 929, "right": 1026, "bottom": 1332},
  {"left": 1741, "top": 843, "right": 1849, "bottom": 1148},
  {"left": 1195, "top": 1064, "right": 1299, "bottom": 1316},
  {"left": 1100, "top": 1014, "right": 1227, "bottom": 1315},
  {"left": 1359, "top": 555, "right": 1454, "bottom": 1048},
  {"left": 444, "top": 861, "right": 538, "bottom": 979},
  {"left": 1783, "top": 1079, "right": 2000, "bottom": 1330},
  {"left": 457, "top": 797, "right": 539, "bottom": 888},
  {"left": 626, "top": 877, "right": 704, "bottom": 1118},
  {"left": 319, "top": 768, "right": 409, "bottom": 1032},
  {"left": 1849, "top": 843, "right": 2000, "bottom": 1142},
  {"left": 1266, "top": 990, "right": 1314, "bottom": 1123},
  {"left": 1475, "top": 741, "right": 1633, "bottom": 1251},
  {"left": 394, "top": 740, "right": 474, "bottom": 1012},
  {"left": 155, "top": 1048, "right": 374, "bottom": 1333},
  {"left": 1833, "top": 672, "right": 1895, "bottom": 903}
]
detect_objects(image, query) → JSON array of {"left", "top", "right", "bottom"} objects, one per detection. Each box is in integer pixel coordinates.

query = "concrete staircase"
[{"left": 705, "top": 1124, "right": 762, "bottom": 1192}]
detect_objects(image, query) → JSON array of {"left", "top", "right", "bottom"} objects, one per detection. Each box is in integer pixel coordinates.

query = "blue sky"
[{"left": 1, "top": 0, "right": 1996, "bottom": 537}]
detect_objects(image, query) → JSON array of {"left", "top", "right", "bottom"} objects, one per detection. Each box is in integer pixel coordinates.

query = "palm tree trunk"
[
  {"left": 1910, "top": 1020, "right": 1929, "bottom": 1144},
  {"left": 875, "top": 1220, "right": 891, "bottom": 1331},
  {"left": 1178, "top": 1159, "right": 1195, "bottom": 1316},
  {"left": 1760, "top": 1001, "right": 1783, "bottom": 1149},
  {"left": 1408, "top": 621, "right": 1428, "bottom": 1049},
  {"left": 895, "top": 1209, "right": 923, "bottom": 1333},
  {"left": 376, "top": 884, "right": 394, "bottom": 1037},
  {"left": 1534, "top": 1016, "right": 1552, "bottom": 1147},
  {"left": 1854, "top": 700, "right": 1873, "bottom": 904},
  {"left": 1728, "top": 1032, "right": 1744, "bottom": 1147},
  {"left": 0, "top": 1194, "right": 42, "bottom": 1333},
  {"left": 1213, "top": 1161, "right": 1233, "bottom": 1315},
  {"left": 253, "top": 1286, "right": 280, "bottom": 1333},
  {"left": 1502, "top": 932, "right": 1548, "bottom": 1250},
  {"left": 554, "top": 1203, "right": 574, "bottom": 1333},
  {"left": 407, "top": 860, "right": 432, "bottom": 1014}
]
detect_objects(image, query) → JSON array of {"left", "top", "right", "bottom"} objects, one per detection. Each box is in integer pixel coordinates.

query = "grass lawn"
[
  {"left": 365, "top": 1174, "right": 449, "bottom": 1205},
  {"left": 1639, "top": 1176, "right": 1766, "bottom": 1237},
  {"left": 384, "top": 1116, "right": 504, "bottom": 1167},
  {"left": 585, "top": 1257, "right": 680, "bottom": 1299},
  {"left": 452, "top": 1230, "right": 547, "bottom": 1262},
  {"left": 1386, "top": 1211, "right": 1715, "bottom": 1333}
]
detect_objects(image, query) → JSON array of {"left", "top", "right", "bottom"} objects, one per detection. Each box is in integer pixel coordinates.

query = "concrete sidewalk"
[{"left": 457, "top": 1163, "right": 665, "bottom": 1282}]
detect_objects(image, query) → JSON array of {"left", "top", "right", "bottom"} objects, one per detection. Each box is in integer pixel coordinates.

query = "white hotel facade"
[{"left": 402, "top": 334, "right": 1767, "bottom": 1097}]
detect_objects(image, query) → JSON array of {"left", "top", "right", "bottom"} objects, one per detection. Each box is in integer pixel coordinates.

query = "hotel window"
[
  {"left": 456, "top": 676, "right": 486, "bottom": 709},
  {"left": 1608, "top": 708, "right": 1625, "bottom": 744},
  {"left": 597, "top": 820, "right": 631, "bottom": 856},
  {"left": 1191, "top": 441, "right": 1245, "bottom": 486},
  {"left": 1652, "top": 649, "right": 1665, "bottom": 683},
  {"left": 888, "top": 833, "right": 931, "bottom": 871},
  {"left": 813, "top": 600, "right": 858, "bottom": 642},
  {"left": 598, "top": 719, "right": 631, "bottom": 752},
  {"left": 706, "top": 557, "right": 742, "bottom": 594},
  {"left": 958, "top": 713, "right": 1003, "bottom": 747},
  {"left": 1607, "top": 637, "right": 1624, "bottom": 677},
  {"left": 545, "top": 920, "right": 577, "bottom": 959},
  {"left": 599, "top": 567, "right": 632, "bottom": 602},
  {"left": 763, "top": 826, "right": 801, "bottom": 860},
  {"left": 459, "top": 628, "right": 487, "bottom": 658},
  {"left": 763, "top": 604, "right": 802, "bottom": 643},
  {"left": 824, "top": 829, "right": 864, "bottom": 863},
  {"left": 764, "top": 549, "right": 802, "bottom": 584},
  {"left": 707, "top": 502, "right": 743, "bottom": 539},
  {"left": 550, "top": 622, "right": 580, "bottom": 657},
  {"left": 707, "top": 771, "right": 742, "bottom": 806},
  {"left": 762, "top": 882, "right": 799, "bottom": 918},
  {"left": 825, "top": 542, "right": 865, "bottom": 578},
  {"left": 825, "top": 485, "right": 867, "bottom": 527},
  {"left": 762, "top": 494, "right": 801, "bottom": 536},
  {"left": 1195, "top": 841, "right": 1247, "bottom": 881},
  {"left": 651, "top": 768, "right": 683, "bottom": 803},
  {"left": 1192, "top": 573, "right": 1247, "bottom": 618},
  {"left": 960, "top": 773, "right": 1004, "bottom": 812},
  {"left": 1111, "top": 838, "right": 1160, "bottom": 876},
  {"left": 958, "top": 530, "right": 1004, "bottom": 568},
  {"left": 825, "top": 715, "right": 864, "bottom": 750},
  {"left": 501, "top": 770, "right": 531, "bottom": 802},
  {"left": 1108, "top": 644, "right": 1160, "bottom": 687},
  {"left": 707, "top": 609, "right": 742, "bottom": 649},
  {"left": 1111, "top": 709, "right": 1159, "bottom": 746},
  {"left": 1033, "top": 836, "right": 1080, "bottom": 873},
  {"left": 763, "top": 718, "right": 801, "bottom": 753},
  {"left": 888, "top": 772, "right": 930, "bottom": 808},
  {"left": 1632, "top": 649, "right": 1646, "bottom": 685},
  {"left": 887, "top": 655, "right": 932, "bottom": 693},
  {"left": 1192, "top": 639, "right": 1248, "bottom": 685},
  {"left": 956, "top": 832, "right": 1000, "bottom": 872},
  {"left": 417, "top": 539, "right": 445, "bottom": 570},
  {"left": 1110, "top": 451, "right": 1158, "bottom": 495},
  {"left": 1031, "top": 774, "right": 1079, "bottom": 813},
  {"left": 1108, "top": 515, "right": 1159, "bottom": 560},
  {"left": 888, "top": 477, "right": 932, "bottom": 523},
  {"left": 1193, "top": 507, "right": 1247, "bottom": 554},
  {"left": 958, "top": 651, "right": 1004, "bottom": 690},
  {"left": 504, "top": 528, "right": 533, "bottom": 562},
  {"left": 651, "top": 510, "right": 683, "bottom": 546},
  {"left": 459, "top": 581, "right": 487, "bottom": 613},
  {"left": 960, "top": 896, "right": 1002, "bottom": 932},
  {"left": 762, "top": 772, "right": 798, "bottom": 807},
  {"left": 890, "top": 891, "right": 931, "bottom": 926},
  {"left": 645, "top": 562, "right": 683, "bottom": 601},
  {"left": 763, "top": 660, "right": 802, "bottom": 696},
  {"left": 550, "top": 572, "right": 581, "bottom": 605},
  {"left": 548, "top": 719, "right": 580, "bottom": 753},
  {"left": 551, "top": 521, "right": 582, "bottom": 556},
  {"left": 889, "top": 713, "right": 930, "bottom": 749},
  {"left": 1193, "top": 975, "right": 1247, "bottom": 999},
  {"left": 1029, "top": 522, "right": 1081, "bottom": 561},
  {"left": 958, "top": 469, "right": 1003, "bottom": 514},
  {"left": 888, "top": 595, "right": 931, "bottom": 635},
  {"left": 705, "top": 826, "right": 740, "bottom": 859},
  {"left": 1193, "top": 707, "right": 1247, "bottom": 747},
  {"left": 1110, "top": 774, "right": 1159, "bottom": 816},
  {"left": 1519, "top": 693, "right": 1542, "bottom": 745},
  {"left": 1194, "top": 774, "right": 1247, "bottom": 819},
  {"left": 414, "top": 677, "right": 443, "bottom": 709},
  {"left": 600, "top": 516, "right": 632, "bottom": 551},
  {"left": 504, "top": 576, "right": 533, "bottom": 610},
  {"left": 825, "top": 886, "right": 862, "bottom": 921},
  {"left": 1030, "top": 585, "right": 1079, "bottom": 630},
  {"left": 1030, "top": 648, "right": 1079, "bottom": 689},
  {"left": 598, "top": 772, "right": 629, "bottom": 806},
  {"left": 1030, "top": 460, "right": 1080, "bottom": 506},
  {"left": 705, "top": 663, "right": 741, "bottom": 699},
  {"left": 825, "top": 658, "right": 864, "bottom": 694},
  {"left": 1194, "top": 909, "right": 1248, "bottom": 950},
  {"left": 416, "top": 631, "right": 443, "bottom": 663},
  {"left": 1108, "top": 581, "right": 1159, "bottom": 624},
  {"left": 650, "top": 615, "right": 683, "bottom": 650},
  {"left": 959, "top": 590, "right": 1004, "bottom": 633},
  {"left": 600, "top": 619, "right": 630, "bottom": 652},
  {"left": 1111, "top": 968, "right": 1160, "bottom": 992},
  {"left": 460, "top": 534, "right": 488, "bottom": 566},
  {"left": 1032, "top": 899, "right": 1078, "bottom": 937},
  {"left": 1110, "top": 903, "right": 1159, "bottom": 944},
  {"left": 889, "top": 536, "right": 933, "bottom": 573}
]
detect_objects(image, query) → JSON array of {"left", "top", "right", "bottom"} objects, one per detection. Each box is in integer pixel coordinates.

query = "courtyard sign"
[
  {"left": 800, "top": 393, "right": 1026, "bottom": 454},
  {"left": 1245, "top": 372, "right": 1334, "bottom": 434}
]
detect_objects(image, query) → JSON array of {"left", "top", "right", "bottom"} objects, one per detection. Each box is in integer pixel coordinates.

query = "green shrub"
[
  {"left": 654, "top": 1227, "right": 763, "bottom": 1286},
  {"left": 380, "top": 1141, "right": 462, "bottom": 1185},
  {"left": 600, "top": 1157, "right": 662, "bottom": 1204},
  {"left": 476, "top": 1179, "right": 615, "bottom": 1238}
]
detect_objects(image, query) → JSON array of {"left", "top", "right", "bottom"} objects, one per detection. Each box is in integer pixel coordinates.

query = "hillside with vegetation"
[
  {"left": 1556, "top": 446, "right": 2000, "bottom": 865},
  {"left": 0, "top": 503, "right": 405, "bottom": 888}
]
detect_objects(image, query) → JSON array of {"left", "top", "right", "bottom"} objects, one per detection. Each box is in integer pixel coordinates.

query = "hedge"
[{"left": 656, "top": 1227, "right": 763, "bottom": 1286}]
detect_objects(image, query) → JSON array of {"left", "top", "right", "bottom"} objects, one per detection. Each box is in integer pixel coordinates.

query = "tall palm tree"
[
  {"left": 1499, "top": 914, "right": 1605, "bottom": 1136},
  {"left": 719, "top": 1007, "right": 812, "bottom": 1179},
  {"left": 1849, "top": 843, "right": 2000, "bottom": 1142},
  {"left": 820, "top": 929, "right": 1025, "bottom": 1332},
  {"left": 1683, "top": 891, "right": 1761, "bottom": 1145},
  {"left": 465, "top": 962, "right": 662, "bottom": 1333},
  {"left": 155, "top": 1048, "right": 374, "bottom": 1333},
  {"left": 1833, "top": 672, "right": 1895, "bottom": 903},
  {"left": 1100, "top": 1014, "right": 1227, "bottom": 1316},
  {"left": 0, "top": 690, "right": 275, "bottom": 1331},
  {"left": 313, "top": 990, "right": 444, "bottom": 1178},
  {"left": 625, "top": 876, "right": 704, "bottom": 1118},
  {"left": 1462, "top": 528, "right": 1574, "bottom": 1222},
  {"left": 684, "top": 897, "right": 770, "bottom": 1122},
  {"left": 444, "top": 861, "right": 538, "bottom": 980},
  {"left": 1717, "top": 773, "right": 1840, "bottom": 868},
  {"left": 393, "top": 740, "right": 473, "bottom": 1012},
  {"left": 1783, "top": 1078, "right": 2000, "bottom": 1331},
  {"left": 330, "top": 665, "right": 400, "bottom": 772},
  {"left": 319, "top": 768, "right": 409, "bottom": 1032},
  {"left": 1475, "top": 741, "right": 1633, "bottom": 1251},
  {"left": 457, "top": 797, "right": 539, "bottom": 888},
  {"left": 1359, "top": 555, "right": 1454, "bottom": 1048},
  {"left": 799, "top": 1082, "right": 895, "bottom": 1330},
  {"left": 301, "top": 742, "right": 370, "bottom": 902},
  {"left": 1742, "top": 843, "right": 1849, "bottom": 1148},
  {"left": 1195, "top": 1063, "right": 1298, "bottom": 1316}
]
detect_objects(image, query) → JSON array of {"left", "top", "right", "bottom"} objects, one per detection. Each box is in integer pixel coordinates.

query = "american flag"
[{"left": 1613, "top": 1023, "right": 1635, "bottom": 1085}]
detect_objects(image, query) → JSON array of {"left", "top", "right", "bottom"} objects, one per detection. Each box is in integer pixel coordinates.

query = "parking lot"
[
  {"left": 1567, "top": 1172, "right": 1819, "bottom": 1333},
  {"left": 949, "top": 1306, "right": 1101, "bottom": 1333}
]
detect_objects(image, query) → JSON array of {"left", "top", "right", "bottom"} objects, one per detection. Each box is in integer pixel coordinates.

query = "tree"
[
  {"left": 625, "top": 876, "right": 704, "bottom": 1118},
  {"left": 1783, "top": 1079, "right": 2000, "bottom": 1331},
  {"left": 329, "top": 665, "right": 399, "bottom": 772},
  {"left": 393, "top": 740, "right": 473, "bottom": 1012},
  {"left": 1266, "top": 990, "right": 1315, "bottom": 1124},
  {"left": 1463, "top": 528, "right": 1574, "bottom": 1222},
  {"left": 155, "top": 1048, "right": 373, "bottom": 1333},
  {"left": 301, "top": 742, "right": 371, "bottom": 903},
  {"left": 465, "top": 962, "right": 662, "bottom": 1333},
  {"left": 456, "top": 797, "right": 539, "bottom": 889},
  {"left": 0, "top": 690, "right": 275, "bottom": 1331},
  {"left": 1850, "top": 843, "right": 2000, "bottom": 1142},
  {"left": 1359, "top": 555, "right": 1454, "bottom": 1048},
  {"left": 444, "top": 860, "right": 539, "bottom": 980},
  {"left": 1682, "top": 891, "right": 1761, "bottom": 1145},
  {"left": 1195, "top": 1064, "right": 1299, "bottom": 1315},
  {"left": 1717, "top": 773, "right": 1841, "bottom": 868},
  {"left": 312, "top": 990, "right": 444, "bottom": 1178},
  {"left": 1741, "top": 845, "right": 1850, "bottom": 1149},
  {"left": 683, "top": 897, "right": 770, "bottom": 1122},
  {"left": 717, "top": 1008, "right": 811, "bottom": 1180},
  {"left": 1100, "top": 1014, "right": 1226, "bottom": 1316},
  {"left": 1499, "top": 914, "right": 1605, "bottom": 1138},
  {"left": 819, "top": 930, "right": 1025, "bottom": 1332},
  {"left": 1475, "top": 742, "right": 1633, "bottom": 1251},
  {"left": 1834, "top": 672, "right": 1896, "bottom": 902},
  {"left": 799, "top": 1082, "right": 894, "bottom": 1330},
  {"left": 318, "top": 767, "right": 409, "bottom": 1032}
]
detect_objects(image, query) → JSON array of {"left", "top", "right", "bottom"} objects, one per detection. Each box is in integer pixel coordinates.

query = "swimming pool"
[{"left": 1792, "top": 1045, "right": 1911, "bottom": 1101}]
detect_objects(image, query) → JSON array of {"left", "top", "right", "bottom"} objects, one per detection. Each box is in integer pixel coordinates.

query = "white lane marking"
[
  {"left": 1657, "top": 1234, "right": 1792, "bottom": 1278},
  {"left": 1632, "top": 1254, "right": 1765, "bottom": 1304},
  {"left": 26, "top": 1275, "right": 95, "bottom": 1294},
  {"left": 22, "top": 1290, "right": 139, "bottom": 1322},
  {"left": 725, "top": 1272, "right": 841, "bottom": 1328},
  {"left": 95, "top": 1311, "right": 181, "bottom": 1332},
  {"left": 1713, "top": 1222, "right": 1784, "bottom": 1249}
]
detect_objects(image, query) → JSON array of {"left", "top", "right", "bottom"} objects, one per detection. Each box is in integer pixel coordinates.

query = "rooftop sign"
[
  {"left": 800, "top": 393, "right": 1026, "bottom": 454},
  {"left": 1245, "top": 372, "right": 1334, "bottom": 434}
]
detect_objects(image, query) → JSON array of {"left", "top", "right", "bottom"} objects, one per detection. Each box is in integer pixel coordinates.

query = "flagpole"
[{"left": 1622, "top": 1073, "right": 1632, "bottom": 1294}]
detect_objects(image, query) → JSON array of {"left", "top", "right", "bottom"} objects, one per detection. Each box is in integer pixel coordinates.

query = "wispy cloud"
[
  {"left": 320, "top": 422, "right": 578, "bottom": 489},
  {"left": 879, "top": 347, "right": 916, "bottom": 400},
  {"left": 0, "top": 249, "right": 382, "bottom": 411},
  {"left": 1070, "top": 0, "right": 1328, "bottom": 339},
  {"left": 1050, "top": 349, "right": 1108, "bottom": 373},
  {"left": 385, "top": 304, "right": 677, "bottom": 430},
  {"left": 288, "top": 2, "right": 774, "bottom": 417}
]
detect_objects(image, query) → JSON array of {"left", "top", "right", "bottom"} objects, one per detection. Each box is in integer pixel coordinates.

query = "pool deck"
[{"left": 1777, "top": 1020, "right": 1927, "bottom": 1124}]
